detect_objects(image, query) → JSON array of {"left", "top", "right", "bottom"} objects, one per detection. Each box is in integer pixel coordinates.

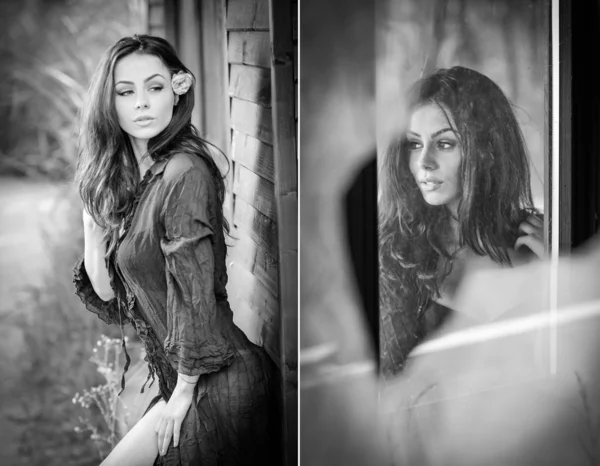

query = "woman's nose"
[
  {"left": 418, "top": 144, "right": 437, "bottom": 170},
  {"left": 135, "top": 92, "right": 149, "bottom": 109}
]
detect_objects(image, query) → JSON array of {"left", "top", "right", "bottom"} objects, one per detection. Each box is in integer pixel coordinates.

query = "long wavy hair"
[
  {"left": 75, "top": 34, "right": 229, "bottom": 257},
  {"left": 379, "top": 66, "right": 536, "bottom": 314}
]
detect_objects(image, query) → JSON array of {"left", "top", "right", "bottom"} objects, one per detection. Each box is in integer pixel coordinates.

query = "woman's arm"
[
  {"left": 82, "top": 209, "right": 115, "bottom": 301},
  {"left": 155, "top": 162, "right": 235, "bottom": 456}
]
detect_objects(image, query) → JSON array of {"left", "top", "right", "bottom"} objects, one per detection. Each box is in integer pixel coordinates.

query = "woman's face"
[
  {"left": 407, "top": 103, "right": 462, "bottom": 211},
  {"left": 113, "top": 53, "right": 177, "bottom": 144}
]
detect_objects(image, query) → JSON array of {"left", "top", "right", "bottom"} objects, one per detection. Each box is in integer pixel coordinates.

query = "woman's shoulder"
[{"left": 161, "top": 152, "right": 212, "bottom": 184}]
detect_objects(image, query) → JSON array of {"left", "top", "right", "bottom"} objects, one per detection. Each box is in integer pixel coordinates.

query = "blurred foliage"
[
  {"left": 0, "top": 0, "right": 147, "bottom": 464},
  {"left": 4, "top": 184, "right": 139, "bottom": 465},
  {"left": 0, "top": 0, "right": 147, "bottom": 179}
]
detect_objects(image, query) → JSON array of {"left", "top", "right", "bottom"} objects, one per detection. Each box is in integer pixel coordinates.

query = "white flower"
[{"left": 171, "top": 71, "right": 193, "bottom": 95}]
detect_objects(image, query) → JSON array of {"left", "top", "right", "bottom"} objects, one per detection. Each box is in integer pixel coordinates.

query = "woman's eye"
[
  {"left": 116, "top": 90, "right": 133, "bottom": 96},
  {"left": 149, "top": 85, "right": 163, "bottom": 92},
  {"left": 437, "top": 140, "right": 456, "bottom": 150},
  {"left": 407, "top": 140, "right": 422, "bottom": 151}
]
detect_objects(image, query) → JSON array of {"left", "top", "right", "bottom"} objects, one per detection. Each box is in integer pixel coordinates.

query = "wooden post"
[
  {"left": 176, "top": 0, "right": 203, "bottom": 131},
  {"left": 268, "top": 0, "right": 298, "bottom": 465},
  {"left": 198, "top": 0, "right": 230, "bottom": 157}
]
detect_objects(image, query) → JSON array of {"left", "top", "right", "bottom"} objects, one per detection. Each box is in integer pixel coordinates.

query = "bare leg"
[{"left": 100, "top": 398, "right": 166, "bottom": 466}]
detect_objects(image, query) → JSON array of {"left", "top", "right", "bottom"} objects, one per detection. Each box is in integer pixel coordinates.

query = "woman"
[
  {"left": 379, "top": 66, "right": 544, "bottom": 378},
  {"left": 73, "top": 35, "right": 280, "bottom": 465}
]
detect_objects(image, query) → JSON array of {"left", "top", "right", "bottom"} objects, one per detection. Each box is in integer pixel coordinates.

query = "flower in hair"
[{"left": 171, "top": 71, "right": 193, "bottom": 95}]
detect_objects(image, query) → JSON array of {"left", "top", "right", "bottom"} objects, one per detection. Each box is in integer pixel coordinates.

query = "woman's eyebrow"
[
  {"left": 431, "top": 128, "right": 454, "bottom": 138},
  {"left": 115, "top": 73, "right": 166, "bottom": 86}
]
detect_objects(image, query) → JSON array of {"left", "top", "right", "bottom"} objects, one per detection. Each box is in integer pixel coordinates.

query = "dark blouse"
[{"left": 73, "top": 152, "right": 280, "bottom": 465}]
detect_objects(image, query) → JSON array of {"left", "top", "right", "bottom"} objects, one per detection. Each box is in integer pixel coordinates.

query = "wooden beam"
[
  {"left": 231, "top": 130, "right": 274, "bottom": 183},
  {"left": 269, "top": 0, "right": 298, "bottom": 465},
  {"left": 232, "top": 196, "right": 278, "bottom": 258},
  {"left": 226, "top": 0, "right": 270, "bottom": 30},
  {"left": 177, "top": 0, "right": 203, "bottom": 131},
  {"left": 198, "top": 0, "right": 230, "bottom": 156},
  {"left": 227, "top": 263, "right": 280, "bottom": 364},
  {"left": 228, "top": 31, "right": 271, "bottom": 68},
  {"left": 233, "top": 163, "right": 276, "bottom": 221},
  {"left": 230, "top": 98, "right": 273, "bottom": 144},
  {"left": 229, "top": 64, "right": 272, "bottom": 107},
  {"left": 163, "top": 0, "right": 178, "bottom": 52},
  {"left": 228, "top": 229, "right": 279, "bottom": 296},
  {"left": 558, "top": 0, "right": 571, "bottom": 253}
]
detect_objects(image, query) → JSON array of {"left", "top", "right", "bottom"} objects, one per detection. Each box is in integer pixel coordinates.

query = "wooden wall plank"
[
  {"left": 228, "top": 31, "right": 272, "bottom": 68},
  {"left": 231, "top": 130, "right": 274, "bottom": 182},
  {"left": 234, "top": 164, "right": 276, "bottom": 221},
  {"left": 232, "top": 197, "right": 278, "bottom": 258},
  {"left": 227, "top": 263, "right": 278, "bottom": 320},
  {"left": 230, "top": 98, "right": 273, "bottom": 144},
  {"left": 227, "top": 263, "right": 280, "bottom": 364},
  {"left": 228, "top": 232, "right": 278, "bottom": 295},
  {"left": 226, "top": 0, "right": 270, "bottom": 30},
  {"left": 229, "top": 64, "right": 272, "bottom": 106}
]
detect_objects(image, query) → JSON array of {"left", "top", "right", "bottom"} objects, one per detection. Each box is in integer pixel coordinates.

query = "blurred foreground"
[{"left": 382, "top": 238, "right": 600, "bottom": 465}]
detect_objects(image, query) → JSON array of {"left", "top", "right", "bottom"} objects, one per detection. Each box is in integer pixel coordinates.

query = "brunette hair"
[
  {"left": 75, "top": 34, "right": 229, "bottom": 257},
  {"left": 379, "top": 66, "right": 536, "bottom": 314}
]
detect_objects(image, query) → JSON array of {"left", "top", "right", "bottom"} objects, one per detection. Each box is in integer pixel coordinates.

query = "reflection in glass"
[{"left": 377, "top": 0, "right": 548, "bottom": 378}]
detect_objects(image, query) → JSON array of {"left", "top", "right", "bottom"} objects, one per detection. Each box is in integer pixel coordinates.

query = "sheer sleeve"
[
  {"left": 72, "top": 255, "right": 129, "bottom": 325},
  {"left": 160, "top": 167, "right": 235, "bottom": 377}
]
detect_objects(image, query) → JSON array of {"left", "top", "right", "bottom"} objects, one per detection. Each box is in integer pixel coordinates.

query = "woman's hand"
[
  {"left": 515, "top": 214, "right": 545, "bottom": 259},
  {"left": 155, "top": 383, "right": 195, "bottom": 456}
]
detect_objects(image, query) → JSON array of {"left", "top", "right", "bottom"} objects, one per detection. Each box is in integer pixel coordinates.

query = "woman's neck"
[
  {"left": 129, "top": 136, "right": 152, "bottom": 177},
  {"left": 445, "top": 201, "right": 461, "bottom": 247},
  {"left": 449, "top": 216, "right": 460, "bottom": 245}
]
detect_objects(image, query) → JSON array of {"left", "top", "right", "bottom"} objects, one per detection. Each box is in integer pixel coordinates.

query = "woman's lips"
[
  {"left": 134, "top": 117, "right": 155, "bottom": 127},
  {"left": 420, "top": 179, "right": 443, "bottom": 192}
]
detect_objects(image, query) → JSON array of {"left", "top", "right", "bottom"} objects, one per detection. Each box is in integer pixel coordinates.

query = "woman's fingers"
[
  {"left": 173, "top": 418, "right": 182, "bottom": 448},
  {"left": 156, "top": 418, "right": 166, "bottom": 452},
  {"left": 156, "top": 417, "right": 172, "bottom": 456},
  {"left": 515, "top": 234, "right": 545, "bottom": 259},
  {"left": 519, "top": 218, "right": 543, "bottom": 239},
  {"left": 529, "top": 214, "right": 543, "bottom": 228},
  {"left": 159, "top": 418, "right": 175, "bottom": 456},
  {"left": 518, "top": 222, "right": 540, "bottom": 239}
]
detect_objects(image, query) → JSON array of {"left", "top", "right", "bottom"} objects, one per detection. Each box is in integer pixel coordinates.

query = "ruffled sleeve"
[
  {"left": 160, "top": 166, "right": 235, "bottom": 377},
  {"left": 72, "top": 255, "right": 129, "bottom": 325}
]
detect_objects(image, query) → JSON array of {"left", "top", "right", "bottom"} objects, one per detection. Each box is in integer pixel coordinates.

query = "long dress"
[{"left": 73, "top": 152, "right": 281, "bottom": 465}]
